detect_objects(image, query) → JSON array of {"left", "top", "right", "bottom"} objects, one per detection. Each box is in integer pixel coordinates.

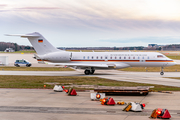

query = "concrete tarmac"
[{"left": 0, "top": 89, "right": 180, "bottom": 120}]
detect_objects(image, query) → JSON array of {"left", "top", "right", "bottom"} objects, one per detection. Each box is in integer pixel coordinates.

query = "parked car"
[{"left": 14, "top": 59, "right": 31, "bottom": 67}]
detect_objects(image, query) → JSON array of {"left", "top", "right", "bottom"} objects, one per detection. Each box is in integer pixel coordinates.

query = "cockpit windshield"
[{"left": 157, "top": 55, "right": 164, "bottom": 58}]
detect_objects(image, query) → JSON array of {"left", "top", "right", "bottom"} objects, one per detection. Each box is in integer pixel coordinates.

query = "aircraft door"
[
  {"left": 70, "top": 52, "right": 72, "bottom": 60},
  {"left": 105, "top": 55, "right": 108, "bottom": 61}
]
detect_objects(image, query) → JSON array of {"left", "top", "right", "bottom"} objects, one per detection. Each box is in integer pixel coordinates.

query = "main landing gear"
[
  {"left": 160, "top": 67, "right": 164, "bottom": 75},
  {"left": 84, "top": 69, "right": 95, "bottom": 75}
]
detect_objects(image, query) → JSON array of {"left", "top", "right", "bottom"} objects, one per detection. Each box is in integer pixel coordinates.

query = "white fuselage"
[{"left": 39, "top": 51, "right": 176, "bottom": 69}]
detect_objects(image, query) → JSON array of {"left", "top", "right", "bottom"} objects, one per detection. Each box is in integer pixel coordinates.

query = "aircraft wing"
[
  {"left": 47, "top": 62, "right": 130, "bottom": 69},
  {"left": 48, "top": 63, "right": 109, "bottom": 68}
]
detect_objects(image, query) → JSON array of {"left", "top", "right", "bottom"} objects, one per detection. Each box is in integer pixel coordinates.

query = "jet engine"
[{"left": 41, "top": 51, "right": 71, "bottom": 62}]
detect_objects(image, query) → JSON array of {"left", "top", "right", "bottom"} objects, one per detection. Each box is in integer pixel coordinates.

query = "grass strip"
[
  {"left": 0, "top": 67, "right": 74, "bottom": 71},
  {"left": 0, "top": 75, "right": 179, "bottom": 91},
  {"left": 167, "top": 56, "right": 180, "bottom": 60}
]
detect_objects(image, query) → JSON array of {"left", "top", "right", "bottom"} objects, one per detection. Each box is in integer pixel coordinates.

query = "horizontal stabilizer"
[{"left": 5, "top": 34, "right": 40, "bottom": 38}]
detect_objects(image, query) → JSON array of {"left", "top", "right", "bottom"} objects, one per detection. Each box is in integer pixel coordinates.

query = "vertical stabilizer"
[{"left": 6, "top": 32, "right": 60, "bottom": 55}]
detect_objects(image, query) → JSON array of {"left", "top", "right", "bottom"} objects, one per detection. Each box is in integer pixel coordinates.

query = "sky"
[{"left": 1, "top": 0, "right": 180, "bottom": 47}]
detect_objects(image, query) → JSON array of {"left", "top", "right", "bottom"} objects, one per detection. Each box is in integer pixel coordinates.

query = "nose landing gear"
[{"left": 160, "top": 67, "right": 164, "bottom": 75}]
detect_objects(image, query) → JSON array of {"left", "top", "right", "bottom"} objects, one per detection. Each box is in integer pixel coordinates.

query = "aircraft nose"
[
  {"left": 166, "top": 59, "right": 177, "bottom": 66},
  {"left": 170, "top": 60, "right": 177, "bottom": 66}
]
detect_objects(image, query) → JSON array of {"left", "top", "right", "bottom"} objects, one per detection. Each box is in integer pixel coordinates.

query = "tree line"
[{"left": 0, "top": 42, "right": 34, "bottom": 51}]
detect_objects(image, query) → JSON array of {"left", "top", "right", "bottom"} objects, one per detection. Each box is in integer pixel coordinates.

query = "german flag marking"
[{"left": 38, "top": 39, "right": 43, "bottom": 43}]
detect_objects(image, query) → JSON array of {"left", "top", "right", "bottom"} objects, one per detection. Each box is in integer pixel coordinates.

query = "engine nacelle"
[
  {"left": 107, "top": 63, "right": 130, "bottom": 69},
  {"left": 115, "top": 63, "right": 130, "bottom": 69},
  {"left": 42, "top": 51, "right": 71, "bottom": 62}
]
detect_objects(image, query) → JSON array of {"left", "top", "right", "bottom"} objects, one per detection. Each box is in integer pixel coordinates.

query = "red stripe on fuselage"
[
  {"left": 71, "top": 60, "right": 140, "bottom": 62},
  {"left": 36, "top": 59, "right": 174, "bottom": 63},
  {"left": 71, "top": 59, "right": 174, "bottom": 62},
  {"left": 37, "top": 59, "right": 49, "bottom": 62},
  {"left": 145, "top": 60, "right": 174, "bottom": 62},
  {"left": 71, "top": 60, "right": 139, "bottom": 62},
  {"left": 71, "top": 60, "right": 104, "bottom": 62}
]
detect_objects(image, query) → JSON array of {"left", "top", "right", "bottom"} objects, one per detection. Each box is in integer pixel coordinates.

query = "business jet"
[{"left": 6, "top": 32, "right": 176, "bottom": 75}]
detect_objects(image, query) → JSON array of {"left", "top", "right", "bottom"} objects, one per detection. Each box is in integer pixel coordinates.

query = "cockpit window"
[{"left": 157, "top": 55, "right": 164, "bottom": 58}]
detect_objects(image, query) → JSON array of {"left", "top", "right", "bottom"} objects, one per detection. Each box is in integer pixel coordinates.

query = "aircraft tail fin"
[{"left": 6, "top": 32, "right": 60, "bottom": 55}]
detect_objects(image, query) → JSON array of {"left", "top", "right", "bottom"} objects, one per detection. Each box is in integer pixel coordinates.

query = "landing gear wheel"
[
  {"left": 160, "top": 72, "right": 164, "bottom": 75},
  {"left": 84, "top": 70, "right": 90, "bottom": 75},
  {"left": 90, "top": 70, "right": 95, "bottom": 74},
  {"left": 160, "top": 67, "right": 164, "bottom": 75}
]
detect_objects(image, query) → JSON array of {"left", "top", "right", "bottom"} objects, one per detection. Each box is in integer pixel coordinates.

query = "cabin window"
[
  {"left": 87, "top": 56, "right": 89, "bottom": 59},
  {"left": 97, "top": 56, "right": 98, "bottom": 59},
  {"left": 129, "top": 57, "right": 130, "bottom": 59},
  {"left": 101, "top": 56, "right": 103, "bottom": 59},
  {"left": 138, "top": 57, "right": 140, "bottom": 59},
  {"left": 83, "top": 56, "right": 85, "bottom": 59},
  {"left": 105, "top": 57, "right": 107, "bottom": 59},
  {"left": 133, "top": 57, "right": 135, "bottom": 59},
  {"left": 92, "top": 56, "right": 93, "bottom": 59},
  {"left": 124, "top": 57, "right": 126, "bottom": 59},
  {"left": 142, "top": 57, "right": 144, "bottom": 59},
  {"left": 119, "top": 57, "right": 121, "bottom": 59},
  {"left": 110, "top": 57, "right": 112, "bottom": 59},
  {"left": 148, "top": 57, "right": 149, "bottom": 59},
  {"left": 115, "top": 57, "right": 117, "bottom": 59}
]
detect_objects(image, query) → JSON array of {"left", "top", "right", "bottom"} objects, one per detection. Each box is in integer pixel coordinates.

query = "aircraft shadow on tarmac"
[{"left": 80, "top": 73, "right": 116, "bottom": 75}]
